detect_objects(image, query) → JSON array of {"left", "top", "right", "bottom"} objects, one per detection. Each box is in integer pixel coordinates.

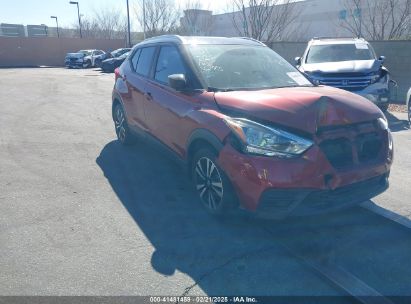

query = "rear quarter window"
[{"left": 131, "top": 49, "right": 141, "bottom": 70}]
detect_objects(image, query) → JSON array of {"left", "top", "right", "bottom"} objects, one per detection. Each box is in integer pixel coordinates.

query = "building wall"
[
  {"left": 0, "top": 37, "right": 126, "bottom": 67},
  {"left": 209, "top": 0, "right": 409, "bottom": 41},
  {"left": 270, "top": 40, "right": 411, "bottom": 103},
  {"left": 209, "top": 0, "right": 350, "bottom": 40}
]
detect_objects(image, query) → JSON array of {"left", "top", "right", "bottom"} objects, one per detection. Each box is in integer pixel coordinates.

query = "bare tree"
[
  {"left": 134, "top": 0, "right": 180, "bottom": 38},
  {"left": 340, "top": 0, "right": 411, "bottom": 40},
  {"left": 72, "top": 7, "right": 127, "bottom": 40},
  {"left": 230, "top": 0, "right": 303, "bottom": 43},
  {"left": 93, "top": 7, "right": 128, "bottom": 39},
  {"left": 179, "top": 0, "right": 214, "bottom": 35}
]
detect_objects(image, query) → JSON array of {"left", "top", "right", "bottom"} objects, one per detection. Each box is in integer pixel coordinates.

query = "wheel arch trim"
[
  {"left": 112, "top": 92, "right": 126, "bottom": 119},
  {"left": 186, "top": 129, "right": 225, "bottom": 157}
]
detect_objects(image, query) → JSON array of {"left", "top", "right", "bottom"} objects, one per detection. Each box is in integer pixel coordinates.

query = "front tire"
[
  {"left": 95, "top": 59, "right": 102, "bottom": 68},
  {"left": 191, "top": 148, "right": 236, "bottom": 215},
  {"left": 113, "top": 104, "right": 135, "bottom": 145},
  {"left": 83, "top": 60, "right": 91, "bottom": 69}
]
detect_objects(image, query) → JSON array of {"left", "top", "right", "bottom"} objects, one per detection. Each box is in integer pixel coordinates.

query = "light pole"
[
  {"left": 69, "top": 1, "right": 82, "bottom": 38},
  {"left": 50, "top": 16, "right": 59, "bottom": 38},
  {"left": 126, "top": 0, "right": 131, "bottom": 47},
  {"left": 143, "top": 0, "right": 146, "bottom": 39}
]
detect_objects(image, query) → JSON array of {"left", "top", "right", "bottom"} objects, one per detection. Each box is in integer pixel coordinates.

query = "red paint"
[{"left": 113, "top": 42, "right": 392, "bottom": 217}]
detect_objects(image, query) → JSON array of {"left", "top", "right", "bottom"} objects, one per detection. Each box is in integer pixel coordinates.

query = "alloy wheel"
[
  {"left": 114, "top": 106, "right": 126, "bottom": 142},
  {"left": 194, "top": 157, "right": 224, "bottom": 211}
]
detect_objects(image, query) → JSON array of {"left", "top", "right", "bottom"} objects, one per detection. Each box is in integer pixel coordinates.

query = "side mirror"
[
  {"left": 168, "top": 74, "right": 187, "bottom": 91},
  {"left": 295, "top": 57, "right": 301, "bottom": 66},
  {"left": 379, "top": 56, "right": 386, "bottom": 63}
]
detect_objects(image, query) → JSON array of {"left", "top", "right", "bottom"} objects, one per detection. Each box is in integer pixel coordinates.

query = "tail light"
[{"left": 114, "top": 68, "right": 123, "bottom": 81}]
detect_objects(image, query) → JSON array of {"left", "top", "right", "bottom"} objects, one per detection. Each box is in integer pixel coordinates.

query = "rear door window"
[{"left": 135, "top": 47, "right": 156, "bottom": 77}]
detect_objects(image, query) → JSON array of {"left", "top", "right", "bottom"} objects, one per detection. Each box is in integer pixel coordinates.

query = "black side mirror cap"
[
  {"left": 295, "top": 57, "right": 301, "bottom": 66},
  {"left": 168, "top": 74, "right": 187, "bottom": 91},
  {"left": 379, "top": 56, "right": 386, "bottom": 62}
]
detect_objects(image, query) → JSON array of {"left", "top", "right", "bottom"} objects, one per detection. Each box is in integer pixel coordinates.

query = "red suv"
[{"left": 112, "top": 36, "right": 393, "bottom": 218}]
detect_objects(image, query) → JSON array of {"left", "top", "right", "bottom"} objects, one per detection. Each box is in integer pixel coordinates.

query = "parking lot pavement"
[
  {"left": 0, "top": 68, "right": 410, "bottom": 297},
  {"left": 372, "top": 111, "right": 411, "bottom": 219}
]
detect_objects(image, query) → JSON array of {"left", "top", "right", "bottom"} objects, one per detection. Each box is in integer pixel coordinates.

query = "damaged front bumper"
[{"left": 217, "top": 121, "right": 393, "bottom": 219}]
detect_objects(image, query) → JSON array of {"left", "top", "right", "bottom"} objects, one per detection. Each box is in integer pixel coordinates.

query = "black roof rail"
[{"left": 311, "top": 36, "right": 365, "bottom": 41}]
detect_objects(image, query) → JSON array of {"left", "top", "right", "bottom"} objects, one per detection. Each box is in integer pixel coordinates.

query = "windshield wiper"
[
  {"left": 208, "top": 85, "right": 312, "bottom": 92},
  {"left": 208, "top": 87, "right": 236, "bottom": 92},
  {"left": 271, "top": 85, "right": 314, "bottom": 89}
]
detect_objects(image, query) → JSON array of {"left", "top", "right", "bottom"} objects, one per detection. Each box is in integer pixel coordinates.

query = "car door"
[
  {"left": 91, "top": 51, "right": 97, "bottom": 66},
  {"left": 142, "top": 44, "right": 198, "bottom": 156},
  {"left": 122, "top": 46, "right": 156, "bottom": 133}
]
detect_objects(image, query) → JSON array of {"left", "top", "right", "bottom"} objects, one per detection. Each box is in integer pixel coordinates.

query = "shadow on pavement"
[
  {"left": 96, "top": 140, "right": 411, "bottom": 300},
  {"left": 385, "top": 112, "right": 409, "bottom": 132}
]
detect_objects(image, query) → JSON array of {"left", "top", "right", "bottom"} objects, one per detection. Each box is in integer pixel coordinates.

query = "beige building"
[{"left": 180, "top": 0, "right": 410, "bottom": 41}]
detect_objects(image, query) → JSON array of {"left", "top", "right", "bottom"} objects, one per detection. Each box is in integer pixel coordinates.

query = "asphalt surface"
[{"left": 1, "top": 68, "right": 411, "bottom": 298}]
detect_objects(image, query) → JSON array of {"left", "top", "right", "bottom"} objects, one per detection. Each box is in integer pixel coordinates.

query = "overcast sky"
[{"left": 0, "top": 0, "right": 232, "bottom": 29}]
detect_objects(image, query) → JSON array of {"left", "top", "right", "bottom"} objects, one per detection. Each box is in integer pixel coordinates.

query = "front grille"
[
  {"left": 319, "top": 77, "right": 371, "bottom": 90},
  {"left": 356, "top": 132, "right": 382, "bottom": 162},
  {"left": 320, "top": 138, "right": 353, "bottom": 168},
  {"left": 318, "top": 121, "right": 385, "bottom": 170}
]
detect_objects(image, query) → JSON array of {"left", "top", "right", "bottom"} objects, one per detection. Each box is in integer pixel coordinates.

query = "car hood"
[
  {"left": 65, "top": 53, "right": 84, "bottom": 59},
  {"left": 302, "top": 60, "right": 380, "bottom": 75},
  {"left": 214, "top": 86, "right": 383, "bottom": 134}
]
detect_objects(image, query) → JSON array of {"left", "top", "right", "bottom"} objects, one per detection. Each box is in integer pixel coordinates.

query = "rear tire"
[
  {"left": 191, "top": 148, "right": 236, "bottom": 216},
  {"left": 113, "top": 104, "right": 135, "bottom": 145}
]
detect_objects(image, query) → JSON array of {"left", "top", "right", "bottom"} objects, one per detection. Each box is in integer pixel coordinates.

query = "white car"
[
  {"left": 64, "top": 49, "right": 107, "bottom": 68},
  {"left": 407, "top": 88, "right": 411, "bottom": 123}
]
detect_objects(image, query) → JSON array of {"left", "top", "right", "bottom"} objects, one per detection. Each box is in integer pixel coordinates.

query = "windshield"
[
  {"left": 118, "top": 52, "right": 130, "bottom": 59},
  {"left": 78, "top": 50, "right": 92, "bottom": 56},
  {"left": 187, "top": 44, "right": 312, "bottom": 91},
  {"left": 306, "top": 43, "right": 375, "bottom": 64},
  {"left": 112, "top": 49, "right": 130, "bottom": 57},
  {"left": 111, "top": 50, "right": 122, "bottom": 57}
]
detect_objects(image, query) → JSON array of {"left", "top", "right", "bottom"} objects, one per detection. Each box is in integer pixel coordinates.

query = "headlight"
[
  {"left": 370, "top": 74, "right": 380, "bottom": 84},
  {"left": 224, "top": 118, "right": 313, "bottom": 158},
  {"left": 369, "top": 71, "right": 387, "bottom": 84}
]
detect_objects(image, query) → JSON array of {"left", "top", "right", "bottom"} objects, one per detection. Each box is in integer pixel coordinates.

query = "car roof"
[
  {"left": 136, "top": 35, "right": 266, "bottom": 47},
  {"left": 309, "top": 37, "right": 368, "bottom": 45}
]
